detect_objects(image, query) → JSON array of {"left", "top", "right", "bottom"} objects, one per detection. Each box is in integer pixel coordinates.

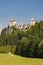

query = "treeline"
[{"left": 0, "top": 20, "right": 43, "bottom": 58}]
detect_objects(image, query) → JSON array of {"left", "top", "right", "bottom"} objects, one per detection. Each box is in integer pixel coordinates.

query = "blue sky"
[{"left": 0, "top": 0, "right": 43, "bottom": 27}]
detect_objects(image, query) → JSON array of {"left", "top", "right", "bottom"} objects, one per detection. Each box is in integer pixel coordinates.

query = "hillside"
[{"left": 0, "top": 21, "right": 43, "bottom": 58}]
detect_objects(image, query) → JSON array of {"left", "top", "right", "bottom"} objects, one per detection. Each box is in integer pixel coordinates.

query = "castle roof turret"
[
  {"left": 30, "top": 17, "right": 35, "bottom": 21},
  {"left": 10, "top": 18, "right": 16, "bottom": 22}
]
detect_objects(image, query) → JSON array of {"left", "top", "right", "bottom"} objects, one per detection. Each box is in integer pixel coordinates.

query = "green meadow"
[{"left": 0, "top": 53, "right": 43, "bottom": 65}]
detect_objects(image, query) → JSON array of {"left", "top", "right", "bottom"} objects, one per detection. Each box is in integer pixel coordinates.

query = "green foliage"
[
  {"left": 0, "top": 46, "right": 11, "bottom": 53},
  {"left": 17, "top": 30, "right": 26, "bottom": 40},
  {"left": 15, "top": 21, "right": 43, "bottom": 58},
  {"left": 10, "top": 46, "right": 16, "bottom": 54},
  {"left": 37, "top": 40, "right": 43, "bottom": 58}
]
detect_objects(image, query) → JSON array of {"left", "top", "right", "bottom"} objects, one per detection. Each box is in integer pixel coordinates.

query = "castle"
[
  {"left": 9, "top": 18, "right": 16, "bottom": 27},
  {"left": 9, "top": 17, "right": 35, "bottom": 30},
  {"left": 0, "top": 17, "right": 35, "bottom": 34}
]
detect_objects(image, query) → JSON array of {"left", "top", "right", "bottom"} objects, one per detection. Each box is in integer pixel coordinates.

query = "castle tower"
[
  {"left": 9, "top": 18, "right": 16, "bottom": 27},
  {"left": 19, "top": 22, "right": 23, "bottom": 29},
  {"left": 30, "top": 17, "right": 35, "bottom": 26}
]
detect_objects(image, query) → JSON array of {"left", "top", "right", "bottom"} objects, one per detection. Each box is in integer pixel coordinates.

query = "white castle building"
[
  {"left": 9, "top": 18, "right": 16, "bottom": 27},
  {"left": 30, "top": 17, "right": 35, "bottom": 26},
  {"left": 9, "top": 17, "right": 35, "bottom": 30}
]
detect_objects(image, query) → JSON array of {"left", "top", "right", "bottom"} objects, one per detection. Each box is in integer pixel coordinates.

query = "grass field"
[{"left": 0, "top": 53, "right": 43, "bottom": 65}]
